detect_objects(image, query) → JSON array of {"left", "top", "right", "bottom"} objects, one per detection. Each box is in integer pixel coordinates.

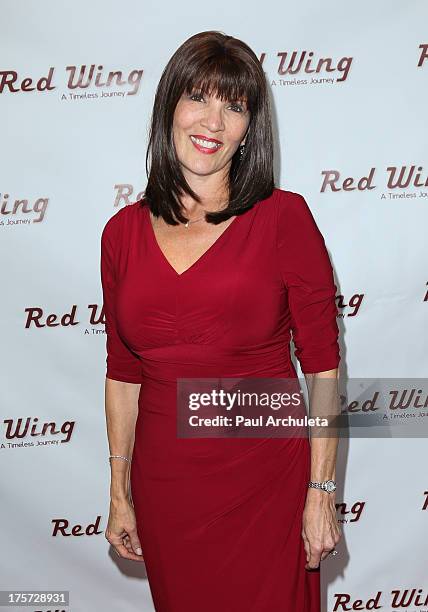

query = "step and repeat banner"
[{"left": 1, "top": 1, "right": 427, "bottom": 611}]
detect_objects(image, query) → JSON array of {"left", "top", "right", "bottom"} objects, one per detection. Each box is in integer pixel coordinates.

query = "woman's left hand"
[{"left": 301, "top": 489, "right": 342, "bottom": 570}]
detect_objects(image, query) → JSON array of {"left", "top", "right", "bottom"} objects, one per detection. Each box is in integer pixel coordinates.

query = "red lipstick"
[
  {"left": 190, "top": 134, "right": 223, "bottom": 144},
  {"left": 189, "top": 134, "right": 223, "bottom": 154}
]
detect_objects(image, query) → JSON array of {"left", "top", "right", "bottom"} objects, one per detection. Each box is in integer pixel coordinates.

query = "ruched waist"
[{"left": 136, "top": 341, "right": 296, "bottom": 383}]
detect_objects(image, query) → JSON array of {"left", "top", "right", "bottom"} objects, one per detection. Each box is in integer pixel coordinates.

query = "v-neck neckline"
[{"left": 144, "top": 204, "right": 241, "bottom": 278}]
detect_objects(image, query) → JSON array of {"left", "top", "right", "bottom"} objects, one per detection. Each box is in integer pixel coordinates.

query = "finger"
[
  {"left": 113, "top": 542, "right": 145, "bottom": 562},
  {"left": 122, "top": 536, "right": 133, "bottom": 554},
  {"left": 305, "top": 546, "right": 322, "bottom": 570},
  {"left": 123, "top": 536, "right": 143, "bottom": 557},
  {"left": 130, "top": 535, "right": 143, "bottom": 556},
  {"left": 301, "top": 533, "right": 311, "bottom": 563},
  {"left": 305, "top": 554, "right": 321, "bottom": 570},
  {"left": 125, "top": 526, "right": 143, "bottom": 556},
  {"left": 320, "top": 538, "right": 337, "bottom": 559},
  {"left": 320, "top": 550, "right": 332, "bottom": 561},
  {"left": 303, "top": 540, "right": 316, "bottom": 569}
]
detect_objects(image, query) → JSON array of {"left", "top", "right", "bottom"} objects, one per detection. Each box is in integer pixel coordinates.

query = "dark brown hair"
[{"left": 142, "top": 30, "right": 275, "bottom": 225}]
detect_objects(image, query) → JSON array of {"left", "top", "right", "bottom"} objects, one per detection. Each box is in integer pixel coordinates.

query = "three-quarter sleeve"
[
  {"left": 100, "top": 212, "right": 143, "bottom": 383},
  {"left": 276, "top": 191, "right": 340, "bottom": 374}
]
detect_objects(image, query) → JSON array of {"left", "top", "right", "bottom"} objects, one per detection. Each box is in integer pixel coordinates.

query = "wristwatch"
[{"left": 308, "top": 479, "right": 337, "bottom": 493}]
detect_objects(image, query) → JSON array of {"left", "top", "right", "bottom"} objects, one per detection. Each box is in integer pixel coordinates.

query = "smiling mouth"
[{"left": 190, "top": 135, "right": 223, "bottom": 152}]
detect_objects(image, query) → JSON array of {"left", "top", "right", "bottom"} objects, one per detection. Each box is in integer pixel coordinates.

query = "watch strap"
[{"left": 308, "top": 479, "right": 336, "bottom": 493}]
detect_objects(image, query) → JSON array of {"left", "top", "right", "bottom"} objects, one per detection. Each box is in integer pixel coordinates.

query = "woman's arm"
[
  {"left": 105, "top": 377, "right": 141, "bottom": 502},
  {"left": 104, "top": 377, "right": 145, "bottom": 562},
  {"left": 302, "top": 367, "right": 342, "bottom": 570},
  {"left": 100, "top": 209, "right": 145, "bottom": 561},
  {"left": 275, "top": 191, "right": 342, "bottom": 568},
  {"left": 304, "top": 367, "right": 340, "bottom": 484}
]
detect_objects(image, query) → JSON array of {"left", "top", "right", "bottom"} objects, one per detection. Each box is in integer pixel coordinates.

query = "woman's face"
[{"left": 172, "top": 88, "right": 250, "bottom": 182}]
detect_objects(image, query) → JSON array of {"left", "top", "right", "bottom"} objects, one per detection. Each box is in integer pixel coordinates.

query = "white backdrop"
[{"left": 1, "top": 1, "right": 427, "bottom": 611}]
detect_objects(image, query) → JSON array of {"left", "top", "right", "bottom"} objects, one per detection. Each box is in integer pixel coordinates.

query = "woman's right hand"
[{"left": 105, "top": 497, "right": 145, "bottom": 562}]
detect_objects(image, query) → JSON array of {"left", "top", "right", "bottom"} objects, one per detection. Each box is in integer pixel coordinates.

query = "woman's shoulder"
[
  {"left": 273, "top": 188, "right": 325, "bottom": 249},
  {"left": 274, "top": 188, "right": 318, "bottom": 225},
  {"left": 274, "top": 187, "right": 310, "bottom": 212},
  {"left": 101, "top": 200, "right": 145, "bottom": 243}
]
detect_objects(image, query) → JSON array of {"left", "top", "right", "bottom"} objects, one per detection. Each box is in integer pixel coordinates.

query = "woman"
[{"left": 101, "top": 30, "right": 342, "bottom": 611}]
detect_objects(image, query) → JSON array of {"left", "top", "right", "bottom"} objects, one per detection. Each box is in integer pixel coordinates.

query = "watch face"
[{"left": 326, "top": 480, "right": 336, "bottom": 492}]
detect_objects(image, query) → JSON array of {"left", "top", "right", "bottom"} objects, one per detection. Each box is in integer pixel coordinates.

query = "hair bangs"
[{"left": 182, "top": 58, "right": 259, "bottom": 113}]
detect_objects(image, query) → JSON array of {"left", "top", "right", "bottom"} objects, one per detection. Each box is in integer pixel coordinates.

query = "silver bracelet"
[{"left": 109, "top": 454, "right": 131, "bottom": 463}]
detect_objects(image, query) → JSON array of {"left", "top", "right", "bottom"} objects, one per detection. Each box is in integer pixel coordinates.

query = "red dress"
[{"left": 100, "top": 188, "right": 340, "bottom": 612}]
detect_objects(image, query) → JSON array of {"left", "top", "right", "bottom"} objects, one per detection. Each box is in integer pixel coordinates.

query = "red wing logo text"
[{"left": 0, "top": 64, "right": 144, "bottom": 96}]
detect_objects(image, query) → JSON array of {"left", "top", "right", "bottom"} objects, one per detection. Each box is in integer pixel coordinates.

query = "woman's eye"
[
  {"left": 189, "top": 93, "right": 204, "bottom": 102},
  {"left": 188, "top": 93, "right": 245, "bottom": 113}
]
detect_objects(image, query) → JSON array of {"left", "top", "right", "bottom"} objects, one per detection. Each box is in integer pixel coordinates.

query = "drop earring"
[{"left": 239, "top": 143, "right": 245, "bottom": 158}]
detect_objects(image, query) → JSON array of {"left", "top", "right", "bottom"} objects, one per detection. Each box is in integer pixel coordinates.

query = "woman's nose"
[{"left": 200, "top": 105, "right": 224, "bottom": 133}]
